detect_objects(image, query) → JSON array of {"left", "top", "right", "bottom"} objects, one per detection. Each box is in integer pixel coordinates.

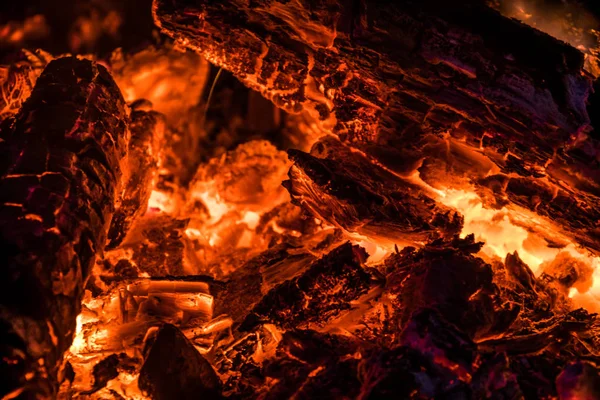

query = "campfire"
[{"left": 1, "top": 0, "right": 600, "bottom": 398}]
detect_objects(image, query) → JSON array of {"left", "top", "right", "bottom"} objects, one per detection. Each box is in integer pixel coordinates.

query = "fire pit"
[{"left": 1, "top": 0, "right": 600, "bottom": 398}]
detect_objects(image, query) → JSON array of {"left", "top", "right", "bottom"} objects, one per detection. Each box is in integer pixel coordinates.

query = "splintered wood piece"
[
  {"left": 0, "top": 57, "right": 129, "bottom": 398},
  {"left": 127, "top": 279, "right": 211, "bottom": 296}
]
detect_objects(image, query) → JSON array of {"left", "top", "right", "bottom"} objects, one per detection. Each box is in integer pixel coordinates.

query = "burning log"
[
  {"left": 0, "top": 57, "right": 129, "bottom": 398},
  {"left": 284, "top": 136, "right": 463, "bottom": 244},
  {"left": 153, "top": 0, "right": 600, "bottom": 253}
]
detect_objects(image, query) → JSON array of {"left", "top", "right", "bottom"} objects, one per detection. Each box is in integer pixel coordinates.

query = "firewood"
[
  {"left": 153, "top": 0, "right": 600, "bottom": 253},
  {"left": 0, "top": 57, "right": 129, "bottom": 398}
]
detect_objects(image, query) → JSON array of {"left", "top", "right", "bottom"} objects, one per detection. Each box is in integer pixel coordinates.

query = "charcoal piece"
[
  {"left": 261, "top": 330, "right": 363, "bottom": 399},
  {"left": 363, "top": 311, "right": 476, "bottom": 398},
  {"left": 81, "top": 354, "right": 120, "bottom": 395},
  {"left": 400, "top": 309, "right": 477, "bottom": 379},
  {"left": 471, "top": 353, "right": 524, "bottom": 399},
  {"left": 215, "top": 329, "right": 266, "bottom": 397},
  {"left": 284, "top": 136, "right": 463, "bottom": 244},
  {"left": 154, "top": 0, "right": 600, "bottom": 255},
  {"left": 540, "top": 252, "right": 595, "bottom": 293},
  {"left": 509, "top": 354, "right": 566, "bottom": 399},
  {"left": 239, "top": 243, "right": 371, "bottom": 331},
  {"left": 477, "top": 309, "right": 595, "bottom": 355},
  {"left": 0, "top": 56, "right": 128, "bottom": 398},
  {"left": 364, "top": 347, "right": 473, "bottom": 399},
  {"left": 359, "top": 347, "right": 424, "bottom": 399},
  {"left": 384, "top": 235, "right": 495, "bottom": 336},
  {"left": 279, "top": 329, "right": 363, "bottom": 365},
  {"left": 265, "top": 357, "right": 361, "bottom": 400},
  {"left": 106, "top": 106, "right": 165, "bottom": 249},
  {"left": 491, "top": 256, "right": 557, "bottom": 321},
  {"left": 139, "top": 323, "right": 221, "bottom": 400},
  {"left": 504, "top": 251, "right": 537, "bottom": 292}
]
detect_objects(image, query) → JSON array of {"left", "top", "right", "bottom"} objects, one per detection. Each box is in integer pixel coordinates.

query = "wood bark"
[
  {"left": 0, "top": 57, "right": 129, "bottom": 398},
  {"left": 153, "top": 0, "right": 600, "bottom": 253}
]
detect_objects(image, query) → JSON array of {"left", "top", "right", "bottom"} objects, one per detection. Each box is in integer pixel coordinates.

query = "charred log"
[
  {"left": 0, "top": 57, "right": 129, "bottom": 398},
  {"left": 154, "top": 0, "right": 600, "bottom": 253},
  {"left": 284, "top": 136, "right": 463, "bottom": 244}
]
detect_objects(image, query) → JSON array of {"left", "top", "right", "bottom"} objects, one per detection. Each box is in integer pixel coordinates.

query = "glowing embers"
[
  {"left": 438, "top": 188, "right": 600, "bottom": 311},
  {"left": 62, "top": 279, "right": 231, "bottom": 399},
  {"left": 110, "top": 45, "right": 209, "bottom": 123},
  {"left": 183, "top": 140, "right": 292, "bottom": 271},
  {"left": 146, "top": 189, "right": 177, "bottom": 214}
]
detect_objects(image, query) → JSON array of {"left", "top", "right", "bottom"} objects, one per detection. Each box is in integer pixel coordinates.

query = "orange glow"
[
  {"left": 110, "top": 45, "right": 209, "bottom": 122},
  {"left": 147, "top": 190, "right": 176, "bottom": 214},
  {"left": 438, "top": 188, "right": 600, "bottom": 310},
  {"left": 63, "top": 277, "right": 224, "bottom": 398}
]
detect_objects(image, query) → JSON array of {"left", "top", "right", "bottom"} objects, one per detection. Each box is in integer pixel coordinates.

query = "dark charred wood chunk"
[
  {"left": 240, "top": 242, "right": 371, "bottom": 331},
  {"left": 139, "top": 323, "right": 221, "bottom": 400},
  {"left": 556, "top": 360, "right": 600, "bottom": 400},
  {"left": 284, "top": 136, "right": 463, "bottom": 244},
  {"left": 81, "top": 354, "right": 126, "bottom": 395},
  {"left": 365, "top": 310, "right": 477, "bottom": 399},
  {"left": 384, "top": 235, "right": 494, "bottom": 337},
  {"left": 0, "top": 56, "right": 129, "bottom": 398},
  {"left": 261, "top": 330, "right": 363, "bottom": 399}
]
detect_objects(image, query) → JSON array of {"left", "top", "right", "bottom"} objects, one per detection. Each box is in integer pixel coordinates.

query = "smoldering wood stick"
[
  {"left": 0, "top": 57, "right": 129, "bottom": 398},
  {"left": 152, "top": 0, "right": 592, "bottom": 152}
]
